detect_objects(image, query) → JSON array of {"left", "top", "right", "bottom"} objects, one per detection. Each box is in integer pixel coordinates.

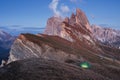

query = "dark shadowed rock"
[
  {"left": 0, "top": 58, "right": 110, "bottom": 80},
  {"left": 64, "top": 17, "right": 69, "bottom": 23},
  {"left": 0, "top": 30, "right": 16, "bottom": 66}
]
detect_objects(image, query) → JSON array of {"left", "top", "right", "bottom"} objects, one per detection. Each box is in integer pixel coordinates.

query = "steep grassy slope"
[
  {"left": 22, "top": 34, "right": 120, "bottom": 65},
  {"left": 0, "top": 58, "right": 110, "bottom": 80}
]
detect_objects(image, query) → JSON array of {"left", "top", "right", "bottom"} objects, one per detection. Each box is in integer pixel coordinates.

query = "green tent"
[{"left": 80, "top": 62, "right": 91, "bottom": 69}]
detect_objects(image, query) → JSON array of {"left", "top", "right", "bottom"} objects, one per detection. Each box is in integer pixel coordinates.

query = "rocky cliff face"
[
  {"left": 91, "top": 25, "right": 120, "bottom": 48},
  {"left": 75, "top": 8, "right": 91, "bottom": 31},
  {"left": 44, "top": 17, "right": 63, "bottom": 35},
  {"left": 8, "top": 8, "right": 97, "bottom": 63},
  {"left": 44, "top": 8, "right": 93, "bottom": 44},
  {"left": 9, "top": 9, "right": 100, "bottom": 62},
  {"left": 8, "top": 34, "right": 79, "bottom": 63},
  {"left": 8, "top": 8, "right": 120, "bottom": 63}
]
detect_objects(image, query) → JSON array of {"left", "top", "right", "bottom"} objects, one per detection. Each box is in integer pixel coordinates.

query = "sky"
[{"left": 0, "top": 0, "right": 120, "bottom": 35}]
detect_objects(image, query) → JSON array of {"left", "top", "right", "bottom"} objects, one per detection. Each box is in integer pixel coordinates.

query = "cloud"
[
  {"left": 49, "top": 0, "right": 70, "bottom": 17},
  {"left": 60, "top": 4, "right": 70, "bottom": 13},
  {"left": 22, "top": 27, "right": 45, "bottom": 30},
  {"left": 70, "top": 0, "right": 83, "bottom": 4},
  {"left": 49, "top": 0, "right": 61, "bottom": 17},
  {"left": 0, "top": 25, "right": 44, "bottom": 32}
]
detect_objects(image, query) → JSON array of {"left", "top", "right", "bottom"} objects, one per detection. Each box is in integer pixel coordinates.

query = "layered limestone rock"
[
  {"left": 44, "top": 16, "right": 63, "bottom": 35},
  {"left": 8, "top": 34, "right": 78, "bottom": 63},
  {"left": 44, "top": 8, "right": 93, "bottom": 44},
  {"left": 75, "top": 8, "right": 91, "bottom": 31},
  {"left": 8, "top": 8, "right": 97, "bottom": 63}
]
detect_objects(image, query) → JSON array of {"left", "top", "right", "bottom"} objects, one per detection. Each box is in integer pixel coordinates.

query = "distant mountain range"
[
  {"left": 0, "top": 30, "right": 15, "bottom": 65},
  {"left": 0, "top": 8, "right": 120, "bottom": 80},
  {"left": 91, "top": 25, "right": 120, "bottom": 48}
]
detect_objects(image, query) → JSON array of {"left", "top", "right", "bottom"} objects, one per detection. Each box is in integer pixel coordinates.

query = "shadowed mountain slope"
[{"left": 0, "top": 58, "right": 114, "bottom": 80}]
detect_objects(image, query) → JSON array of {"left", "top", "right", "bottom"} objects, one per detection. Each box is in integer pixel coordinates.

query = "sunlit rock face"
[
  {"left": 8, "top": 34, "right": 79, "bottom": 63},
  {"left": 44, "top": 16, "right": 63, "bottom": 36},
  {"left": 9, "top": 9, "right": 97, "bottom": 63},
  {"left": 44, "top": 8, "right": 94, "bottom": 45},
  {"left": 11, "top": 8, "right": 96, "bottom": 62},
  {"left": 75, "top": 8, "right": 91, "bottom": 32}
]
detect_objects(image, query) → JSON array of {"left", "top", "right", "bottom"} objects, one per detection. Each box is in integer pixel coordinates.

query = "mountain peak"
[
  {"left": 0, "top": 30, "right": 12, "bottom": 41},
  {"left": 75, "top": 8, "right": 91, "bottom": 31},
  {"left": 44, "top": 8, "right": 93, "bottom": 43},
  {"left": 44, "top": 16, "right": 63, "bottom": 35},
  {"left": 69, "top": 13, "right": 76, "bottom": 25},
  {"left": 76, "top": 8, "right": 82, "bottom": 15}
]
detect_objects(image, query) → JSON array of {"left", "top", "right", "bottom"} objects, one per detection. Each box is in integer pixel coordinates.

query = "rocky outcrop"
[
  {"left": 44, "top": 8, "right": 93, "bottom": 45},
  {"left": 9, "top": 8, "right": 120, "bottom": 63},
  {"left": 91, "top": 25, "right": 120, "bottom": 48},
  {"left": 8, "top": 34, "right": 79, "bottom": 63},
  {"left": 75, "top": 8, "right": 91, "bottom": 31},
  {"left": 44, "top": 17, "right": 63, "bottom": 35}
]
